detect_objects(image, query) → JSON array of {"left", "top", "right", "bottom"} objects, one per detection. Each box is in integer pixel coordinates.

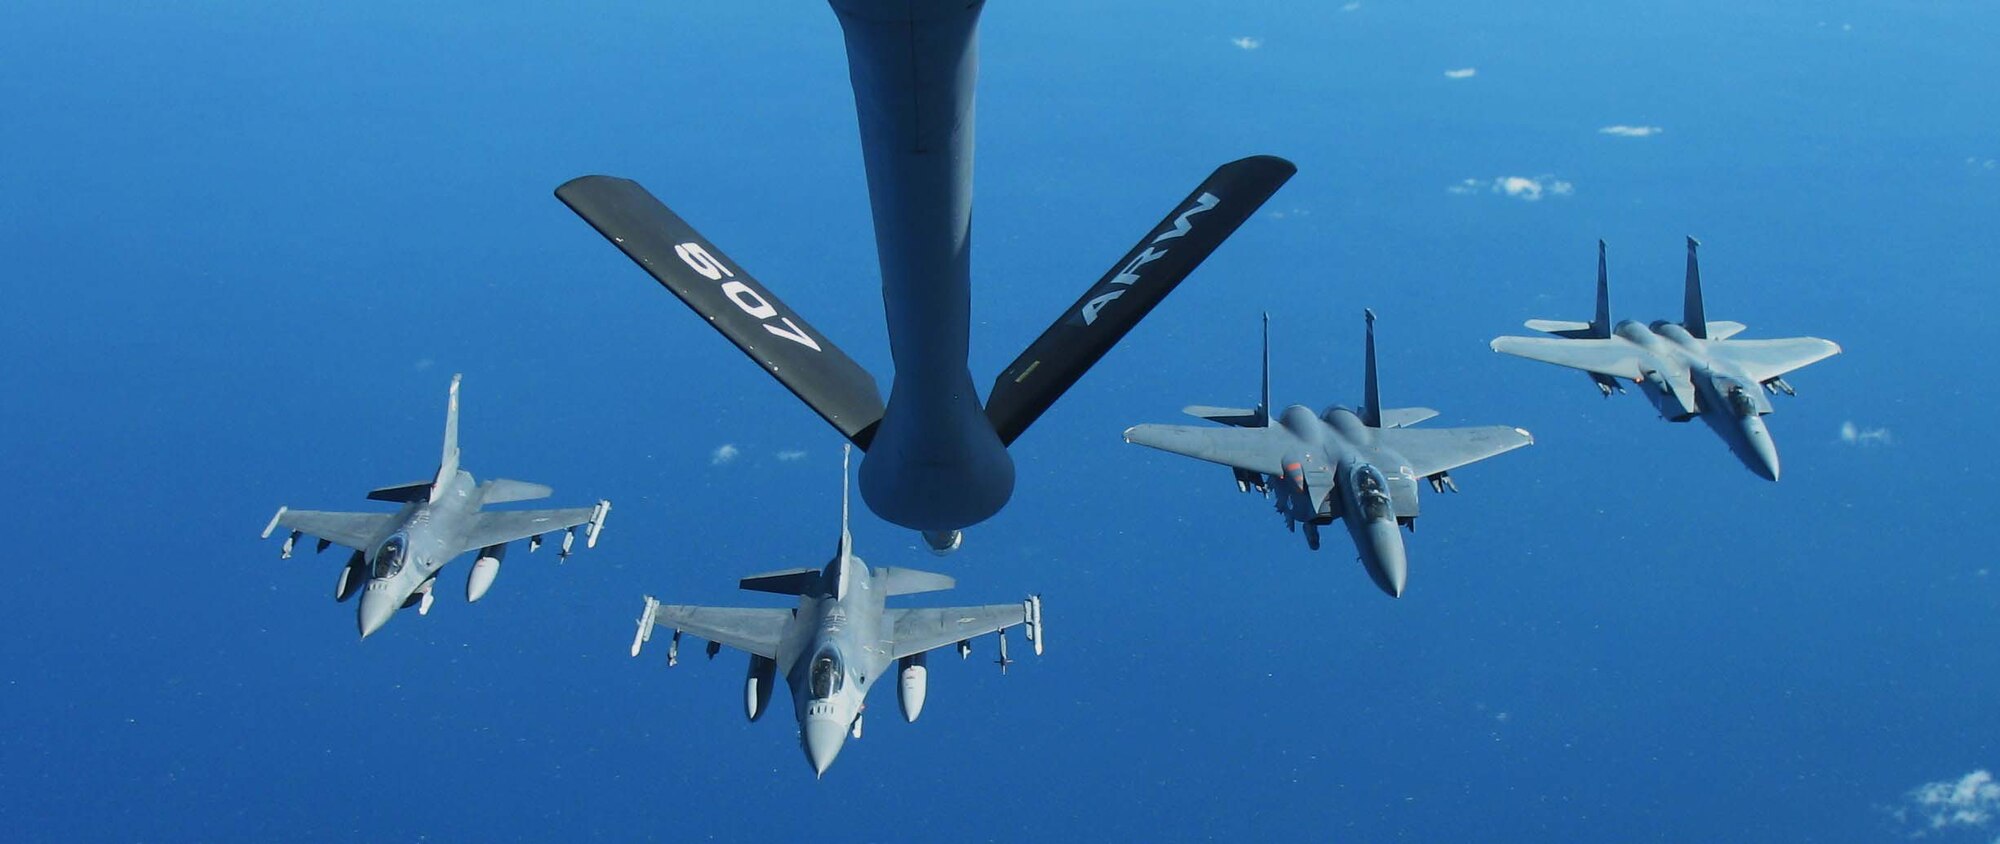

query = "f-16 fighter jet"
[
  {"left": 1490, "top": 238, "right": 1841, "bottom": 481},
  {"left": 558, "top": 1, "right": 1293, "bottom": 555},
  {"left": 1124, "top": 312, "right": 1533, "bottom": 598},
  {"left": 630, "top": 448, "right": 1042, "bottom": 778},
  {"left": 261, "top": 375, "right": 611, "bottom": 639}
]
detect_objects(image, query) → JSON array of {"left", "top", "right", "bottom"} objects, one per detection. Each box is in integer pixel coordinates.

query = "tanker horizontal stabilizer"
[
  {"left": 985, "top": 155, "right": 1296, "bottom": 445},
  {"left": 556, "top": 176, "right": 887, "bottom": 448}
]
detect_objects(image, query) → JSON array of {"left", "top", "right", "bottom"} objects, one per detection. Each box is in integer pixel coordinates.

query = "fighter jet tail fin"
[
  {"left": 425, "top": 374, "right": 464, "bottom": 502},
  {"left": 829, "top": 444, "right": 856, "bottom": 601},
  {"left": 1181, "top": 311, "right": 1272, "bottom": 428},
  {"left": 1361, "top": 309, "right": 1383, "bottom": 428},
  {"left": 984, "top": 155, "right": 1295, "bottom": 445},
  {"left": 555, "top": 176, "right": 886, "bottom": 449},
  {"left": 1525, "top": 241, "right": 1614, "bottom": 339},
  {"left": 1683, "top": 236, "right": 1709, "bottom": 339}
]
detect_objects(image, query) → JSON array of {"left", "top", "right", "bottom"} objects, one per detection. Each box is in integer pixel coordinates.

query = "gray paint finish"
[{"left": 261, "top": 375, "right": 610, "bottom": 638}]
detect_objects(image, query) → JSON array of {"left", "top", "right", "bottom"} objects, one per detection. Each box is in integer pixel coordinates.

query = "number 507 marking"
[{"left": 674, "top": 241, "right": 823, "bottom": 352}]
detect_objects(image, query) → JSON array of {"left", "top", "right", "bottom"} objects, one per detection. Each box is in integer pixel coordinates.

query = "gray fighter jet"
[
  {"left": 557, "top": 1, "right": 1293, "bottom": 555},
  {"left": 1124, "top": 312, "right": 1533, "bottom": 597},
  {"left": 1490, "top": 239, "right": 1841, "bottom": 481},
  {"left": 630, "top": 448, "right": 1042, "bottom": 778},
  {"left": 261, "top": 375, "right": 611, "bottom": 638}
]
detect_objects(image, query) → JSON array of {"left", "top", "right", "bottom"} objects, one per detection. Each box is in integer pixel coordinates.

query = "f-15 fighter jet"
[
  {"left": 630, "top": 448, "right": 1042, "bottom": 778},
  {"left": 1490, "top": 238, "right": 1841, "bottom": 480},
  {"left": 261, "top": 375, "right": 611, "bottom": 638},
  {"left": 1124, "top": 312, "right": 1533, "bottom": 597}
]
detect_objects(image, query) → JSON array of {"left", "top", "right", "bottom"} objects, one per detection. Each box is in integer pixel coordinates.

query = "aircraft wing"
[
  {"left": 888, "top": 604, "right": 1028, "bottom": 660},
  {"left": 268, "top": 510, "right": 396, "bottom": 551},
  {"left": 459, "top": 507, "right": 599, "bottom": 553},
  {"left": 1710, "top": 337, "right": 1842, "bottom": 383},
  {"left": 1490, "top": 336, "right": 1651, "bottom": 381},
  {"left": 1122, "top": 423, "right": 1296, "bottom": 475},
  {"left": 1375, "top": 425, "right": 1535, "bottom": 478},
  {"left": 645, "top": 603, "right": 789, "bottom": 660}
]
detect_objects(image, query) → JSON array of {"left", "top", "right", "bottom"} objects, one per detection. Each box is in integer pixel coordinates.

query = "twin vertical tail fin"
[
  {"left": 1258, "top": 312, "right": 1272, "bottom": 428},
  {"left": 1360, "top": 309, "right": 1383, "bottom": 428},
  {"left": 1683, "top": 236, "right": 1708, "bottom": 339},
  {"left": 1592, "top": 239, "right": 1613, "bottom": 336},
  {"left": 431, "top": 374, "right": 464, "bottom": 502}
]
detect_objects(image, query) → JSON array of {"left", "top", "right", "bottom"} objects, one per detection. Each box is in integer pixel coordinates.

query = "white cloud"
[
  {"left": 1894, "top": 770, "right": 2000, "bottom": 836},
  {"left": 710, "top": 444, "right": 740, "bottom": 465},
  {"left": 1341, "top": 1, "right": 1361, "bottom": 10},
  {"left": 1839, "top": 421, "right": 1892, "bottom": 446},
  {"left": 1444, "top": 67, "right": 1477, "bottom": 79},
  {"left": 1231, "top": 36, "right": 1262, "bottom": 50},
  {"left": 776, "top": 449, "right": 807, "bottom": 461},
  {"left": 1968, "top": 157, "right": 1997, "bottom": 171},
  {"left": 1599, "top": 124, "right": 1664, "bottom": 138},
  {"left": 1448, "top": 176, "right": 1574, "bottom": 201}
]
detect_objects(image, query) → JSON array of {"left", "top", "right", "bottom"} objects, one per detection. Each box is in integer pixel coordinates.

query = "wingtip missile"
[
  {"left": 631, "top": 597, "right": 659, "bottom": 657},
  {"left": 586, "top": 500, "right": 612, "bottom": 548}
]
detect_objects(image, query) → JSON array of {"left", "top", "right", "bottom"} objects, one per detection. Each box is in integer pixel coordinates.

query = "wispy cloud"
[
  {"left": 1449, "top": 176, "right": 1574, "bottom": 202},
  {"left": 776, "top": 449, "right": 807, "bottom": 462},
  {"left": 1444, "top": 67, "right": 1477, "bottom": 79},
  {"left": 1341, "top": 1, "right": 1361, "bottom": 10},
  {"left": 1599, "top": 124, "right": 1664, "bottom": 138},
  {"left": 710, "top": 444, "right": 740, "bottom": 465},
  {"left": 1231, "top": 36, "right": 1262, "bottom": 50},
  {"left": 1839, "top": 421, "right": 1892, "bottom": 446},
  {"left": 1968, "top": 157, "right": 1997, "bottom": 171},
  {"left": 1892, "top": 770, "right": 2000, "bottom": 837}
]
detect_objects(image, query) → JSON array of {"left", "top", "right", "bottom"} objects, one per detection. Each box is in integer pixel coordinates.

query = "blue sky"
[{"left": 2, "top": 1, "right": 1997, "bottom": 841}]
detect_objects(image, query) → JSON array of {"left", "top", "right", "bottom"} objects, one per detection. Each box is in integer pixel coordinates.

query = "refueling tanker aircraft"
[
  {"left": 261, "top": 375, "right": 611, "bottom": 639},
  {"left": 631, "top": 447, "right": 1042, "bottom": 779},
  {"left": 1490, "top": 238, "right": 1841, "bottom": 481},
  {"left": 1124, "top": 312, "right": 1533, "bottom": 598},
  {"left": 557, "top": 0, "right": 1293, "bottom": 556}
]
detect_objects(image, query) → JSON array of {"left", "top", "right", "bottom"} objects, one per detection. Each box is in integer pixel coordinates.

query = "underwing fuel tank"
[
  {"left": 745, "top": 655, "right": 776, "bottom": 722},
  {"left": 898, "top": 653, "right": 928, "bottom": 722},
  {"left": 466, "top": 544, "right": 506, "bottom": 602}
]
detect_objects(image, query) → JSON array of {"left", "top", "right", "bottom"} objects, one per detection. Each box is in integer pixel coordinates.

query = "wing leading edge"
[
  {"left": 1374, "top": 426, "right": 1535, "bottom": 478},
  {"left": 888, "top": 604, "right": 1028, "bottom": 660},
  {"left": 1121, "top": 423, "right": 1297, "bottom": 475}
]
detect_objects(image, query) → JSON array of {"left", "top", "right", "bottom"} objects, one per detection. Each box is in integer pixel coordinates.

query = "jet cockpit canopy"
[
  {"left": 1351, "top": 464, "right": 1392, "bottom": 521},
  {"left": 372, "top": 534, "right": 408, "bottom": 579},
  {"left": 809, "top": 648, "right": 846, "bottom": 699}
]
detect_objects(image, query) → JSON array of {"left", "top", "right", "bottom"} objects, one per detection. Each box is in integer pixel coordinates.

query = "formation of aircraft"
[
  {"left": 262, "top": 375, "right": 610, "bottom": 639},
  {"left": 630, "top": 448, "right": 1042, "bottom": 777},
  {"left": 256, "top": 1, "right": 1844, "bottom": 778},
  {"left": 1125, "top": 312, "right": 1534, "bottom": 597},
  {"left": 1490, "top": 239, "right": 1841, "bottom": 480}
]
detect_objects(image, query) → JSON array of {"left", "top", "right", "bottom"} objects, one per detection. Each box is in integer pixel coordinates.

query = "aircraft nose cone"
[
  {"left": 357, "top": 588, "right": 395, "bottom": 639},
  {"left": 1363, "top": 520, "right": 1408, "bottom": 598},
  {"left": 1743, "top": 417, "right": 1781, "bottom": 482},
  {"left": 802, "top": 717, "right": 848, "bottom": 779}
]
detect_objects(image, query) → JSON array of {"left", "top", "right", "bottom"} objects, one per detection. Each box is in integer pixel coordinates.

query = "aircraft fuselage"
[
  {"left": 1611, "top": 320, "right": 1782, "bottom": 480},
  {"left": 1271, "top": 405, "right": 1422, "bottom": 597}
]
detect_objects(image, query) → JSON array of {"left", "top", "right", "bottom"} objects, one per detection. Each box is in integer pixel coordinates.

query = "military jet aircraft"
[
  {"left": 1124, "top": 312, "right": 1533, "bottom": 598},
  {"left": 557, "top": 0, "right": 1293, "bottom": 555},
  {"left": 1490, "top": 238, "right": 1841, "bottom": 481},
  {"left": 630, "top": 448, "right": 1042, "bottom": 778},
  {"left": 261, "top": 375, "right": 611, "bottom": 638}
]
